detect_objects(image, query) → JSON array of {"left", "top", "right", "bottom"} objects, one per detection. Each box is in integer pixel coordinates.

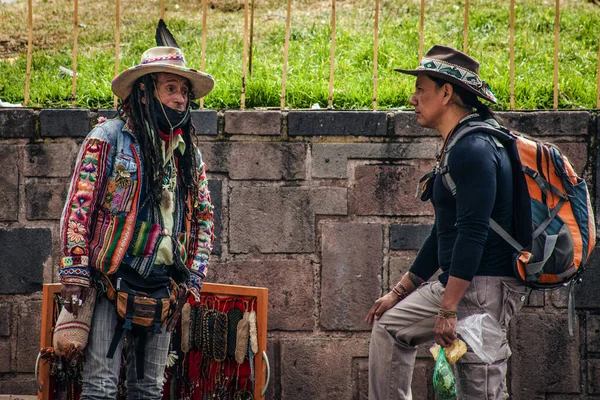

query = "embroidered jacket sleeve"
[
  {"left": 187, "top": 151, "right": 214, "bottom": 296},
  {"left": 58, "top": 132, "right": 111, "bottom": 287}
]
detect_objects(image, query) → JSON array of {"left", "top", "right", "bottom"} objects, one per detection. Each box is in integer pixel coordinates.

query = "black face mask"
[{"left": 152, "top": 97, "right": 191, "bottom": 133}]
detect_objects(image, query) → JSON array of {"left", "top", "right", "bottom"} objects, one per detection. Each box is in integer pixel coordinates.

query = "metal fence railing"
[{"left": 21, "top": 0, "right": 600, "bottom": 110}]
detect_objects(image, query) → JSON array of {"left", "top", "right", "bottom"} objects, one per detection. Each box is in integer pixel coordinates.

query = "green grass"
[{"left": 1, "top": 0, "right": 599, "bottom": 109}]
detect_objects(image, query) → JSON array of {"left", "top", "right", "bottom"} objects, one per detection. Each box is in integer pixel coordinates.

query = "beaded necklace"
[{"left": 213, "top": 310, "right": 228, "bottom": 362}]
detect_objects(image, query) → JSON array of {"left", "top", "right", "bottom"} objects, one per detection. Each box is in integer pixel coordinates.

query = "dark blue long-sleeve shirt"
[{"left": 409, "top": 119, "right": 515, "bottom": 285}]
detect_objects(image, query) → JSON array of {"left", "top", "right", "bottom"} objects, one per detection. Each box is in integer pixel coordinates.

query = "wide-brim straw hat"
[
  {"left": 394, "top": 45, "right": 497, "bottom": 104},
  {"left": 111, "top": 46, "right": 214, "bottom": 100}
]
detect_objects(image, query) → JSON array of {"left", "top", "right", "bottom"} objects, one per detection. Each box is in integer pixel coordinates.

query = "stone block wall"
[{"left": 0, "top": 108, "right": 598, "bottom": 398}]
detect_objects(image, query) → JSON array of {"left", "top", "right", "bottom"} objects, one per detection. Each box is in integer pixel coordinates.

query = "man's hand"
[
  {"left": 434, "top": 276, "right": 469, "bottom": 347},
  {"left": 365, "top": 292, "right": 400, "bottom": 325},
  {"left": 434, "top": 313, "right": 457, "bottom": 347},
  {"left": 61, "top": 285, "right": 90, "bottom": 318}
]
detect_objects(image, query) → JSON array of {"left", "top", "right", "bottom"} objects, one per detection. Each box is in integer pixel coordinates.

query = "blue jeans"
[{"left": 80, "top": 295, "right": 171, "bottom": 400}]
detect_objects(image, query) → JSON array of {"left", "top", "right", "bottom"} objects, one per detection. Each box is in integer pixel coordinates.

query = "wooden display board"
[{"left": 37, "top": 283, "right": 270, "bottom": 399}]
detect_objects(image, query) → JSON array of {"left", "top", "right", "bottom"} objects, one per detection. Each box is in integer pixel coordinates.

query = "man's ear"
[{"left": 442, "top": 83, "right": 453, "bottom": 104}]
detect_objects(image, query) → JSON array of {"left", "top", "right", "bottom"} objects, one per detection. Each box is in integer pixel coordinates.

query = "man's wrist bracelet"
[
  {"left": 392, "top": 283, "right": 410, "bottom": 300},
  {"left": 438, "top": 308, "right": 458, "bottom": 319},
  {"left": 391, "top": 286, "right": 404, "bottom": 299},
  {"left": 395, "top": 282, "right": 409, "bottom": 293}
]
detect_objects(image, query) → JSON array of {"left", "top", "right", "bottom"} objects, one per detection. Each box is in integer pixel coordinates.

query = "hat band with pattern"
[{"left": 417, "top": 57, "right": 497, "bottom": 103}]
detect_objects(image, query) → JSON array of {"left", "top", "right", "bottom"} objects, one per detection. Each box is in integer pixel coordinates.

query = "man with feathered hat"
[{"left": 57, "top": 23, "right": 215, "bottom": 398}]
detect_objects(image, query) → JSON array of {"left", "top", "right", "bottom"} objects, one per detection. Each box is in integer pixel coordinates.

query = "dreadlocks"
[{"left": 118, "top": 73, "right": 200, "bottom": 214}]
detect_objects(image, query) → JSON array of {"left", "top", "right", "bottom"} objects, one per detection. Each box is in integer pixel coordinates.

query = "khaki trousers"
[{"left": 368, "top": 276, "right": 529, "bottom": 400}]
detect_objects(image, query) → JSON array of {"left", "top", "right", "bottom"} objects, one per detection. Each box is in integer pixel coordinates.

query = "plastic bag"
[
  {"left": 430, "top": 339, "right": 467, "bottom": 364},
  {"left": 456, "top": 313, "right": 507, "bottom": 364},
  {"left": 433, "top": 347, "right": 458, "bottom": 399}
]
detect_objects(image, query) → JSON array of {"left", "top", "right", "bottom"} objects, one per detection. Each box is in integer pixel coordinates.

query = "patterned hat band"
[
  {"left": 141, "top": 55, "right": 186, "bottom": 66},
  {"left": 418, "top": 58, "right": 497, "bottom": 103}
]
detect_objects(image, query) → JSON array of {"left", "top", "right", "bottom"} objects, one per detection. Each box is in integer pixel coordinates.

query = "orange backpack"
[{"left": 439, "top": 120, "right": 596, "bottom": 299}]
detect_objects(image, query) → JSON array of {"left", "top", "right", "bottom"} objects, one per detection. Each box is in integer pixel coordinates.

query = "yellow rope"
[
  {"left": 419, "top": 0, "right": 425, "bottom": 61},
  {"left": 114, "top": 0, "right": 121, "bottom": 109},
  {"left": 373, "top": 0, "right": 380, "bottom": 111},
  {"left": 241, "top": 0, "right": 249, "bottom": 109},
  {"left": 553, "top": 0, "right": 560, "bottom": 110},
  {"left": 281, "top": 0, "right": 292, "bottom": 110},
  {"left": 200, "top": 0, "right": 208, "bottom": 110},
  {"left": 24, "top": 0, "right": 33, "bottom": 106},
  {"left": 328, "top": 0, "right": 336, "bottom": 108},
  {"left": 463, "top": 0, "right": 469, "bottom": 53},
  {"left": 509, "top": 0, "right": 515, "bottom": 110},
  {"left": 72, "top": 0, "right": 78, "bottom": 108}
]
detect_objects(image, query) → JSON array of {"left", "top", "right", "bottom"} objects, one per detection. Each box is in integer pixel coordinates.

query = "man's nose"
[
  {"left": 174, "top": 90, "right": 186, "bottom": 104},
  {"left": 409, "top": 93, "right": 417, "bottom": 106}
]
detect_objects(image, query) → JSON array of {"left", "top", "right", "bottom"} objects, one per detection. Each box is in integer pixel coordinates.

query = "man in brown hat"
[
  {"left": 58, "top": 45, "right": 215, "bottom": 399},
  {"left": 366, "top": 45, "right": 529, "bottom": 399}
]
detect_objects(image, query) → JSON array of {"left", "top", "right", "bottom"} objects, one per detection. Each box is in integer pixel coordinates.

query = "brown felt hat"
[
  {"left": 111, "top": 46, "right": 214, "bottom": 100},
  {"left": 395, "top": 45, "right": 497, "bottom": 104}
]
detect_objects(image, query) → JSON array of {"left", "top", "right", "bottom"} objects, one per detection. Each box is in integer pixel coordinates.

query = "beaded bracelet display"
[
  {"left": 202, "top": 310, "right": 216, "bottom": 359},
  {"left": 194, "top": 305, "right": 206, "bottom": 351},
  {"left": 227, "top": 308, "right": 243, "bottom": 359},
  {"left": 189, "top": 306, "right": 198, "bottom": 351},
  {"left": 213, "top": 311, "right": 228, "bottom": 362}
]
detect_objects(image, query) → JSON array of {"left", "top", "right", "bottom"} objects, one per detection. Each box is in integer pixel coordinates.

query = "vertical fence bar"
[
  {"left": 241, "top": 0, "right": 249, "bottom": 109},
  {"left": 24, "top": 0, "right": 33, "bottom": 106},
  {"left": 248, "top": 0, "right": 255, "bottom": 75},
  {"left": 463, "top": 0, "right": 469, "bottom": 53},
  {"left": 281, "top": 0, "right": 292, "bottom": 109},
  {"left": 419, "top": 0, "right": 425, "bottom": 60},
  {"left": 72, "top": 0, "right": 79, "bottom": 108},
  {"left": 114, "top": 0, "right": 121, "bottom": 109},
  {"left": 372, "top": 0, "right": 379, "bottom": 111},
  {"left": 161, "top": 0, "right": 165, "bottom": 20},
  {"left": 553, "top": 0, "right": 560, "bottom": 109},
  {"left": 597, "top": 34, "right": 600, "bottom": 109},
  {"left": 328, "top": 0, "right": 336, "bottom": 108},
  {"left": 200, "top": 0, "right": 208, "bottom": 110},
  {"left": 509, "top": 0, "right": 515, "bottom": 109}
]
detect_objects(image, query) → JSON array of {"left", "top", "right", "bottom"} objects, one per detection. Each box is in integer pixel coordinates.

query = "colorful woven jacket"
[{"left": 58, "top": 117, "right": 214, "bottom": 294}]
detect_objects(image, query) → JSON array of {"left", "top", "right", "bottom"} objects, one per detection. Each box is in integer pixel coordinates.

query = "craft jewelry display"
[
  {"left": 38, "top": 284, "right": 267, "bottom": 400},
  {"left": 164, "top": 294, "right": 260, "bottom": 400}
]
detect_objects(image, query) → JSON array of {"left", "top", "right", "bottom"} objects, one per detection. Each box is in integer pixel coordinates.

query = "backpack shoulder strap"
[
  {"left": 439, "top": 120, "right": 524, "bottom": 253},
  {"left": 439, "top": 120, "right": 510, "bottom": 197}
]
